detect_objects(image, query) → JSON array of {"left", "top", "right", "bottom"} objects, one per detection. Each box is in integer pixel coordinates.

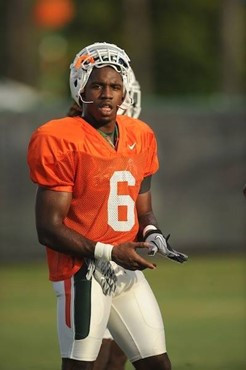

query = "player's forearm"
[
  {"left": 37, "top": 223, "right": 156, "bottom": 270},
  {"left": 136, "top": 191, "right": 160, "bottom": 236},
  {"left": 37, "top": 223, "right": 96, "bottom": 258},
  {"left": 138, "top": 211, "right": 159, "bottom": 236}
]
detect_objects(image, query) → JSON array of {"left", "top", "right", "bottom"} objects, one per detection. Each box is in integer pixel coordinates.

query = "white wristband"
[
  {"left": 94, "top": 242, "right": 114, "bottom": 261},
  {"left": 143, "top": 225, "right": 157, "bottom": 238}
]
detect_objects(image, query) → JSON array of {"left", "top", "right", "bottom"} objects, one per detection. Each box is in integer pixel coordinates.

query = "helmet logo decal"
[{"left": 75, "top": 55, "right": 95, "bottom": 69}]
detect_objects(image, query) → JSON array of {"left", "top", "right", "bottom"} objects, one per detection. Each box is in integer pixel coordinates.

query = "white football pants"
[{"left": 52, "top": 262, "right": 167, "bottom": 363}]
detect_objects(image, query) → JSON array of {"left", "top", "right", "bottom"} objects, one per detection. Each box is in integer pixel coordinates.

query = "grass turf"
[{"left": 0, "top": 254, "right": 245, "bottom": 370}]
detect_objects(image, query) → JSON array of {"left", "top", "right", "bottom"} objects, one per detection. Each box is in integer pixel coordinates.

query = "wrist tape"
[
  {"left": 143, "top": 225, "right": 162, "bottom": 239},
  {"left": 94, "top": 242, "right": 114, "bottom": 261}
]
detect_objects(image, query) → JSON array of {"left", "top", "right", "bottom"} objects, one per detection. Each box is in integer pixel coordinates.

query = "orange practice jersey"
[{"left": 27, "top": 115, "right": 159, "bottom": 281}]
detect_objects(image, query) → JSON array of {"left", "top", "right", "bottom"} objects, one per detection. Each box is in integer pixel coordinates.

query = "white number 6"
[{"left": 108, "top": 171, "right": 135, "bottom": 231}]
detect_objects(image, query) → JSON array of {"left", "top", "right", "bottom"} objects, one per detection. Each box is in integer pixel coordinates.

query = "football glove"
[
  {"left": 144, "top": 229, "right": 188, "bottom": 263},
  {"left": 85, "top": 258, "right": 117, "bottom": 295}
]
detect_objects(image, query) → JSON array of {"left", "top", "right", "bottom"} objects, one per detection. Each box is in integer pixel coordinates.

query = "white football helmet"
[
  {"left": 118, "top": 68, "right": 141, "bottom": 118},
  {"left": 70, "top": 42, "right": 132, "bottom": 107}
]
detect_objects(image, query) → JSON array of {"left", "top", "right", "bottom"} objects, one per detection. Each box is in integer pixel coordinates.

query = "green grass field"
[{"left": 0, "top": 254, "right": 245, "bottom": 370}]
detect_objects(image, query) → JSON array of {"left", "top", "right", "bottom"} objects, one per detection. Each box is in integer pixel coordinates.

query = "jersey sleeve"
[
  {"left": 144, "top": 131, "right": 159, "bottom": 177},
  {"left": 27, "top": 131, "right": 75, "bottom": 192}
]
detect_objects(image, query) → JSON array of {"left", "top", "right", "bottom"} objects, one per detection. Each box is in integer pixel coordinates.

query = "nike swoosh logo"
[{"left": 128, "top": 143, "right": 136, "bottom": 150}]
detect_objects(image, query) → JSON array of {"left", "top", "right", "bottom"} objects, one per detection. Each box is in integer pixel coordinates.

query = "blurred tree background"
[
  {"left": 0, "top": 0, "right": 245, "bottom": 99},
  {"left": 0, "top": 0, "right": 245, "bottom": 260},
  {"left": 0, "top": 4, "right": 245, "bottom": 369}
]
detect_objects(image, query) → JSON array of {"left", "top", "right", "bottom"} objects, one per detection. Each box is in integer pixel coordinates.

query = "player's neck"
[
  {"left": 97, "top": 122, "right": 116, "bottom": 134},
  {"left": 97, "top": 124, "right": 119, "bottom": 149},
  {"left": 82, "top": 113, "right": 116, "bottom": 133}
]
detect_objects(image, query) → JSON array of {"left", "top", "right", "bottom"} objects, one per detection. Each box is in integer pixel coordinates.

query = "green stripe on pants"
[{"left": 74, "top": 264, "right": 92, "bottom": 340}]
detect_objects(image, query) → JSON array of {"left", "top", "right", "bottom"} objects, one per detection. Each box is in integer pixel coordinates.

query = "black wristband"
[{"left": 143, "top": 228, "right": 162, "bottom": 240}]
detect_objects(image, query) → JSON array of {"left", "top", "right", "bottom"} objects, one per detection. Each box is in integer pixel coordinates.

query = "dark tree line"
[{"left": 1, "top": 0, "right": 245, "bottom": 97}]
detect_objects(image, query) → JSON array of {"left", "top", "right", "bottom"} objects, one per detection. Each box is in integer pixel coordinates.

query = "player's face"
[{"left": 82, "top": 66, "right": 124, "bottom": 129}]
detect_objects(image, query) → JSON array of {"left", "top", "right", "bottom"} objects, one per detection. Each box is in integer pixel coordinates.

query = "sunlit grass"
[{"left": 0, "top": 255, "right": 245, "bottom": 370}]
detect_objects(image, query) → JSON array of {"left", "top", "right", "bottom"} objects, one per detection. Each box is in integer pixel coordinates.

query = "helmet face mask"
[{"left": 70, "top": 42, "right": 132, "bottom": 107}]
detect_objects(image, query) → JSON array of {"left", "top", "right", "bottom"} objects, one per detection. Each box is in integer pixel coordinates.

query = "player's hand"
[
  {"left": 144, "top": 230, "right": 188, "bottom": 263},
  {"left": 112, "top": 242, "right": 156, "bottom": 271}
]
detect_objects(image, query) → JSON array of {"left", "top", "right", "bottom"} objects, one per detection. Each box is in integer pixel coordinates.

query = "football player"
[
  {"left": 67, "top": 68, "right": 141, "bottom": 370},
  {"left": 27, "top": 42, "right": 187, "bottom": 370}
]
